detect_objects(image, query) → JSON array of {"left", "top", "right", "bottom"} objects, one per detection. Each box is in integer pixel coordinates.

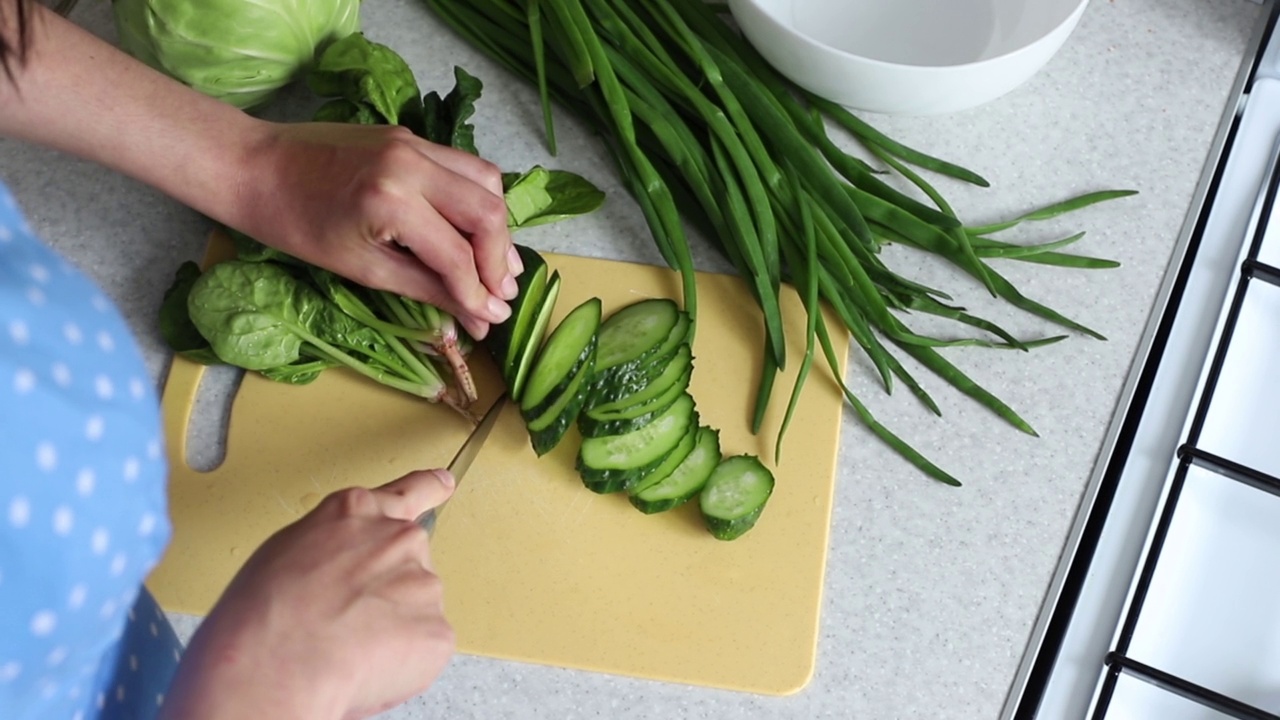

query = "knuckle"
[
  {"left": 352, "top": 177, "right": 402, "bottom": 217},
  {"left": 475, "top": 158, "right": 504, "bottom": 192},
  {"left": 383, "top": 124, "right": 418, "bottom": 143},
  {"left": 327, "top": 487, "right": 377, "bottom": 517},
  {"left": 473, "top": 191, "right": 508, "bottom": 225}
]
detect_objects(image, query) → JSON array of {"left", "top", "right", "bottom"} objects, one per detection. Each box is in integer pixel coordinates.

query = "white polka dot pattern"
[{"left": 0, "top": 183, "right": 177, "bottom": 720}]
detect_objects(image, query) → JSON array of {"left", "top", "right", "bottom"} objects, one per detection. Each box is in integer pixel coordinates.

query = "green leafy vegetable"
[
  {"left": 112, "top": 0, "right": 361, "bottom": 110},
  {"left": 503, "top": 166, "right": 606, "bottom": 228},
  {"left": 313, "top": 99, "right": 383, "bottom": 125},
  {"left": 158, "top": 261, "right": 220, "bottom": 365},
  {"left": 307, "top": 32, "right": 425, "bottom": 126},
  {"left": 422, "top": 66, "right": 484, "bottom": 154}
]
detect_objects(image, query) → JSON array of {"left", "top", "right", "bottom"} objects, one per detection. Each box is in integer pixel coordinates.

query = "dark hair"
[{"left": 0, "top": 0, "right": 31, "bottom": 80}]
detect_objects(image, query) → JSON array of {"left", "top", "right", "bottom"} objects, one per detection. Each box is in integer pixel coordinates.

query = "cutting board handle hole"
[{"left": 184, "top": 364, "right": 244, "bottom": 473}]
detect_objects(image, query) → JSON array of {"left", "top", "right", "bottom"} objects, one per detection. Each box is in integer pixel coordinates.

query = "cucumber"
[
  {"left": 576, "top": 393, "right": 697, "bottom": 493},
  {"left": 580, "top": 362, "right": 691, "bottom": 427},
  {"left": 526, "top": 350, "right": 593, "bottom": 456},
  {"left": 508, "top": 271, "right": 562, "bottom": 402},
  {"left": 520, "top": 298, "right": 601, "bottom": 419},
  {"left": 699, "top": 455, "right": 775, "bottom": 540},
  {"left": 626, "top": 422, "right": 699, "bottom": 496},
  {"left": 587, "top": 343, "right": 693, "bottom": 410},
  {"left": 486, "top": 245, "right": 548, "bottom": 377},
  {"left": 631, "top": 426, "right": 721, "bottom": 514},
  {"left": 577, "top": 369, "right": 690, "bottom": 438},
  {"left": 593, "top": 299, "right": 681, "bottom": 376},
  {"left": 593, "top": 310, "right": 691, "bottom": 389}
]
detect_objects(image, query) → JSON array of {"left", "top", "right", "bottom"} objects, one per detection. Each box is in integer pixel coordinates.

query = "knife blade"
[{"left": 417, "top": 395, "right": 507, "bottom": 536}]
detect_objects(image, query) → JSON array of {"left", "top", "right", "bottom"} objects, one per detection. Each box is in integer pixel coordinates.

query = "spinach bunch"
[{"left": 160, "top": 233, "right": 471, "bottom": 413}]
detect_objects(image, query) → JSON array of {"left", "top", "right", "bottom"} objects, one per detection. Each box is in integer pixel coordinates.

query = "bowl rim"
[{"left": 729, "top": 0, "right": 1091, "bottom": 72}]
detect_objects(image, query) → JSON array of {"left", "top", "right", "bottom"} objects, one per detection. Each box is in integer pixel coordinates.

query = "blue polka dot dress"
[{"left": 0, "top": 183, "right": 183, "bottom": 719}]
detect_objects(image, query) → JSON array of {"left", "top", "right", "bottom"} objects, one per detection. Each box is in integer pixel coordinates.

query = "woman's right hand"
[{"left": 160, "top": 469, "right": 458, "bottom": 720}]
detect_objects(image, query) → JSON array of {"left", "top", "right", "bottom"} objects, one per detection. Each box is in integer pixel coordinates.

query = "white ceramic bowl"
[{"left": 727, "top": 0, "right": 1090, "bottom": 115}]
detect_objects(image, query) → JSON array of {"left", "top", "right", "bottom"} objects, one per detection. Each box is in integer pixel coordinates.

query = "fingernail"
[
  {"left": 507, "top": 246, "right": 524, "bottom": 276},
  {"left": 436, "top": 469, "right": 456, "bottom": 488},
  {"left": 500, "top": 274, "right": 518, "bottom": 300},
  {"left": 487, "top": 295, "right": 512, "bottom": 322}
]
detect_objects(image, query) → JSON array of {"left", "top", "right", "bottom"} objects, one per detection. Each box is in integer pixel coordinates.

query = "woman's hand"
[
  {"left": 231, "top": 121, "right": 520, "bottom": 341},
  {"left": 160, "top": 469, "right": 459, "bottom": 720}
]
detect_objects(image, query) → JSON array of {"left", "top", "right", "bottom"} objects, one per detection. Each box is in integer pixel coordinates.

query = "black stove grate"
[{"left": 1089, "top": 147, "right": 1280, "bottom": 720}]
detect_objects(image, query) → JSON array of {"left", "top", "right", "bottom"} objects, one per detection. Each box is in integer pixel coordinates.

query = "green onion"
[{"left": 419, "top": 0, "right": 1134, "bottom": 484}]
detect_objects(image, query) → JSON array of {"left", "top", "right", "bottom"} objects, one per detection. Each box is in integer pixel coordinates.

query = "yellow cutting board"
[{"left": 150, "top": 232, "right": 849, "bottom": 696}]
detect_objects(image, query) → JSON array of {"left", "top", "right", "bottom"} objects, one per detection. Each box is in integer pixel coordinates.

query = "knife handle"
[{"left": 416, "top": 504, "right": 443, "bottom": 537}]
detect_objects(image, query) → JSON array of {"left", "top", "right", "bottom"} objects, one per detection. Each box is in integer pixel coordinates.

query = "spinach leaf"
[
  {"left": 187, "top": 260, "right": 319, "bottom": 370},
  {"left": 158, "top": 261, "right": 220, "bottom": 365},
  {"left": 307, "top": 33, "right": 424, "bottom": 127},
  {"left": 503, "top": 165, "right": 606, "bottom": 228},
  {"left": 422, "top": 66, "right": 483, "bottom": 155},
  {"left": 313, "top": 98, "right": 383, "bottom": 125}
]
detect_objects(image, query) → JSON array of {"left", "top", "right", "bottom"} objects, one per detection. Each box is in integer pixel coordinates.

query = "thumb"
[{"left": 372, "top": 469, "right": 457, "bottom": 521}]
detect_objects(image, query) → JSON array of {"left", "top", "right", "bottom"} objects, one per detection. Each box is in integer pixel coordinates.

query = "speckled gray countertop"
[{"left": 0, "top": 0, "right": 1265, "bottom": 718}]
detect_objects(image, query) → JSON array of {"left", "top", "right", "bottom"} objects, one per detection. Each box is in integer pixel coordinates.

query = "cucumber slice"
[
  {"left": 520, "top": 298, "right": 601, "bottom": 418},
  {"left": 581, "top": 362, "right": 690, "bottom": 425},
  {"left": 526, "top": 350, "right": 593, "bottom": 456},
  {"left": 576, "top": 393, "right": 697, "bottom": 493},
  {"left": 699, "top": 455, "right": 776, "bottom": 540},
  {"left": 594, "top": 299, "right": 681, "bottom": 375},
  {"left": 626, "top": 422, "right": 698, "bottom": 496},
  {"left": 577, "top": 369, "right": 690, "bottom": 438},
  {"left": 486, "top": 245, "right": 548, "bottom": 376},
  {"left": 587, "top": 343, "right": 693, "bottom": 410},
  {"left": 631, "top": 426, "right": 721, "bottom": 514},
  {"left": 594, "top": 311, "right": 691, "bottom": 389},
  {"left": 508, "top": 271, "right": 562, "bottom": 402}
]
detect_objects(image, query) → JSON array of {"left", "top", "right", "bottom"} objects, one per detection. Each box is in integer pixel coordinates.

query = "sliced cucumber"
[
  {"left": 699, "top": 455, "right": 775, "bottom": 540},
  {"left": 487, "top": 245, "right": 548, "bottom": 377},
  {"left": 626, "top": 422, "right": 698, "bottom": 496},
  {"left": 631, "top": 426, "right": 721, "bottom": 514},
  {"left": 577, "top": 370, "right": 689, "bottom": 438},
  {"left": 594, "top": 299, "right": 681, "bottom": 376},
  {"left": 520, "top": 298, "right": 601, "bottom": 419},
  {"left": 508, "top": 271, "right": 562, "bottom": 402},
  {"left": 580, "top": 363, "right": 691, "bottom": 429},
  {"left": 593, "top": 310, "right": 691, "bottom": 389},
  {"left": 576, "top": 393, "right": 697, "bottom": 493},
  {"left": 587, "top": 343, "right": 693, "bottom": 410},
  {"left": 526, "top": 350, "right": 593, "bottom": 456}
]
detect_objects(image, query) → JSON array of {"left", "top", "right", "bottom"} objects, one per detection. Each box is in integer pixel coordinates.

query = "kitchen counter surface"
[{"left": 0, "top": 0, "right": 1265, "bottom": 718}]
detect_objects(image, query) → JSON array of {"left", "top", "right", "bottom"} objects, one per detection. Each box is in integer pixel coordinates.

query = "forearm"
[{"left": 0, "top": 4, "right": 268, "bottom": 228}]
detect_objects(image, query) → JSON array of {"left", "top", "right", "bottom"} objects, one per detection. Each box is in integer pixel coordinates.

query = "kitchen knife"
[{"left": 417, "top": 395, "right": 507, "bottom": 536}]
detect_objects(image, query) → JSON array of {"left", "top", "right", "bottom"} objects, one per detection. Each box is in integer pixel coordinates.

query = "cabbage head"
[{"left": 113, "top": 0, "right": 362, "bottom": 110}]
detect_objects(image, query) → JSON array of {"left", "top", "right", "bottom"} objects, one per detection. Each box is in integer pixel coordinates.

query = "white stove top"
[{"left": 1005, "top": 5, "right": 1280, "bottom": 718}]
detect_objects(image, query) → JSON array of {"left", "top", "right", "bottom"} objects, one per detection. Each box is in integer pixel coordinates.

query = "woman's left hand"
[{"left": 228, "top": 121, "right": 520, "bottom": 341}]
